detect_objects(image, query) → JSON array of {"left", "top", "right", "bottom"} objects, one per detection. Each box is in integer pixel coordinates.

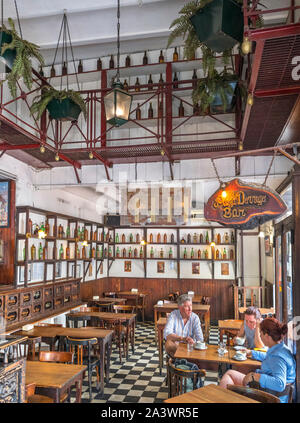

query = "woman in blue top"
[{"left": 220, "top": 317, "right": 296, "bottom": 403}]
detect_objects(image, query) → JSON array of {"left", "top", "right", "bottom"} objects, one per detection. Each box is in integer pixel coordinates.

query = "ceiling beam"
[{"left": 0, "top": 143, "right": 40, "bottom": 150}]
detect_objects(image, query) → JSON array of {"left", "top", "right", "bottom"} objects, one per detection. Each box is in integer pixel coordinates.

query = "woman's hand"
[
  {"left": 185, "top": 336, "right": 194, "bottom": 345},
  {"left": 243, "top": 372, "right": 254, "bottom": 386}
]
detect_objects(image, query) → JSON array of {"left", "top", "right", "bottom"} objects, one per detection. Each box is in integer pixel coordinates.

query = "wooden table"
[
  {"left": 116, "top": 291, "right": 148, "bottom": 322},
  {"left": 164, "top": 383, "right": 259, "bottom": 403},
  {"left": 82, "top": 297, "right": 127, "bottom": 304},
  {"left": 17, "top": 326, "right": 113, "bottom": 396},
  {"left": 69, "top": 311, "right": 136, "bottom": 358},
  {"left": 154, "top": 303, "right": 210, "bottom": 342},
  {"left": 238, "top": 307, "right": 275, "bottom": 317},
  {"left": 157, "top": 317, "right": 167, "bottom": 374},
  {"left": 26, "top": 361, "right": 86, "bottom": 403},
  {"left": 218, "top": 319, "right": 243, "bottom": 343},
  {"left": 174, "top": 343, "right": 261, "bottom": 372}
]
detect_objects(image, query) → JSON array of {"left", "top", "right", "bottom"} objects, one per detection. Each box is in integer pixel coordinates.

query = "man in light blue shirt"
[{"left": 164, "top": 294, "right": 204, "bottom": 357}]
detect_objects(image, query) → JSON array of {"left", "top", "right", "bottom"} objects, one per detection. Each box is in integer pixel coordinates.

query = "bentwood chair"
[
  {"left": 227, "top": 385, "right": 281, "bottom": 403},
  {"left": 66, "top": 337, "right": 100, "bottom": 402},
  {"left": 167, "top": 358, "right": 206, "bottom": 398},
  {"left": 66, "top": 314, "right": 91, "bottom": 328}
]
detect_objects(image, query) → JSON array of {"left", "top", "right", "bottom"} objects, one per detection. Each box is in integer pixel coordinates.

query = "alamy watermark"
[{"left": 292, "top": 56, "right": 300, "bottom": 81}]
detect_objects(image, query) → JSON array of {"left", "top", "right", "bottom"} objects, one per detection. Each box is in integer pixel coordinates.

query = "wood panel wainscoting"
[
  {"left": 80, "top": 278, "right": 235, "bottom": 323},
  {"left": 264, "top": 280, "right": 274, "bottom": 309}
]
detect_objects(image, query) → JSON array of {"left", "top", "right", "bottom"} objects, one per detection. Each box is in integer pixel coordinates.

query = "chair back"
[
  {"left": 66, "top": 314, "right": 91, "bottom": 328},
  {"left": 66, "top": 337, "right": 98, "bottom": 365},
  {"left": 103, "top": 292, "right": 116, "bottom": 298},
  {"left": 201, "top": 296, "right": 211, "bottom": 305},
  {"left": 113, "top": 305, "right": 136, "bottom": 314},
  {"left": 227, "top": 384, "right": 281, "bottom": 403},
  {"left": 25, "top": 383, "right": 36, "bottom": 399},
  {"left": 167, "top": 358, "right": 206, "bottom": 398},
  {"left": 39, "top": 350, "right": 74, "bottom": 364},
  {"left": 96, "top": 302, "right": 115, "bottom": 312},
  {"left": 79, "top": 306, "right": 99, "bottom": 312}
]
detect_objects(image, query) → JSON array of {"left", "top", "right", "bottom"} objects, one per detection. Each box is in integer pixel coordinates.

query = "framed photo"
[
  {"left": 221, "top": 262, "right": 229, "bottom": 276},
  {"left": 55, "top": 261, "right": 62, "bottom": 277},
  {"left": 265, "top": 235, "right": 273, "bottom": 257},
  {"left": 0, "top": 180, "right": 10, "bottom": 228},
  {"left": 157, "top": 261, "right": 165, "bottom": 273},
  {"left": 192, "top": 262, "right": 200, "bottom": 275},
  {"left": 124, "top": 261, "right": 131, "bottom": 272}
]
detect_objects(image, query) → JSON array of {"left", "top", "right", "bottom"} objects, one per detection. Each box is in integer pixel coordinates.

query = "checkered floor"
[{"left": 72, "top": 323, "right": 221, "bottom": 403}]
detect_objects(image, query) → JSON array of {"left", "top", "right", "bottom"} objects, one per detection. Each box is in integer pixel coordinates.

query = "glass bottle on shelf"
[
  {"left": 109, "top": 234, "right": 113, "bottom": 243},
  {"left": 159, "top": 50, "right": 164, "bottom": 63},
  {"left": 59, "top": 244, "right": 64, "bottom": 260},
  {"left": 62, "top": 61, "right": 67, "bottom": 75},
  {"left": 140, "top": 246, "right": 143, "bottom": 258},
  {"left": 109, "top": 55, "right": 114, "bottom": 69},
  {"left": 150, "top": 246, "right": 154, "bottom": 258},
  {"left": 108, "top": 247, "right": 112, "bottom": 258},
  {"left": 129, "top": 233, "right": 133, "bottom": 243},
  {"left": 45, "top": 221, "right": 50, "bottom": 236},
  {"left": 187, "top": 233, "right": 191, "bottom": 244},
  {"left": 191, "top": 248, "right": 194, "bottom": 259},
  {"left": 149, "top": 233, "right": 153, "bottom": 243},
  {"left": 93, "top": 230, "right": 97, "bottom": 241},
  {"left": 148, "top": 103, "right": 154, "bottom": 119},
  {"left": 183, "top": 248, "right": 187, "bottom": 259},
  {"left": 125, "top": 55, "right": 131, "bottom": 67},
  {"left": 224, "top": 232, "right": 229, "bottom": 244},
  {"left": 178, "top": 100, "right": 184, "bottom": 117},
  {"left": 84, "top": 228, "right": 88, "bottom": 241},
  {"left": 135, "top": 77, "right": 140, "bottom": 92},
  {"left": 204, "top": 249, "right": 209, "bottom": 259},
  {"left": 66, "top": 226, "right": 70, "bottom": 238},
  {"left": 38, "top": 243, "right": 43, "bottom": 260},
  {"left": 78, "top": 60, "right": 83, "bottom": 73},
  {"left": 230, "top": 249, "right": 234, "bottom": 260},
  {"left": 205, "top": 231, "right": 209, "bottom": 244},
  {"left": 160, "top": 248, "right": 164, "bottom": 258},
  {"left": 116, "top": 247, "right": 120, "bottom": 258},
  {"left": 92, "top": 246, "right": 96, "bottom": 258},
  {"left": 52, "top": 223, "right": 56, "bottom": 237},
  {"left": 128, "top": 247, "right": 132, "bottom": 258},
  {"left": 215, "top": 249, "right": 219, "bottom": 259},
  {"left": 136, "top": 233, "right": 140, "bottom": 243},
  {"left": 143, "top": 51, "right": 148, "bottom": 65},
  {"left": 106, "top": 232, "right": 110, "bottom": 242},
  {"left": 192, "top": 69, "right": 197, "bottom": 88},
  {"left": 157, "top": 233, "right": 161, "bottom": 243},
  {"left": 223, "top": 248, "right": 227, "bottom": 259},
  {"left": 181, "top": 237, "right": 185, "bottom": 244},
  {"left": 159, "top": 73, "right": 164, "bottom": 85},
  {"left": 58, "top": 224, "right": 63, "bottom": 238},
  {"left": 173, "top": 72, "right": 179, "bottom": 89},
  {"left": 171, "top": 233, "right": 175, "bottom": 243},
  {"left": 76, "top": 246, "right": 80, "bottom": 259},
  {"left": 123, "top": 79, "right": 129, "bottom": 91},
  {"left": 50, "top": 65, "right": 56, "bottom": 77},
  {"left": 31, "top": 244, "right": 36, "bottom": 260},
  {"left": 28, "top": 218, "right": 33, "bottom": 234},
  {"left": 217, "top": 233, "right": 221, "bottom": 244},
  {"left": 173, "top": 47, "right": 179, "bottom": 62},
  {"left": 158, "top": 101, "right": 163, "bottom": 118},
  {"left": 169, "top": 247, "right": 173, "bottom": 258},
  {"left": 43, "top": 245, "right": 47, "bottom": 260},
  {"left": 122, "top": 248, "right": 126, "bottom": 258},
  {"left": 148, "top": 74, "right": 153, "bottom": 88},
  {"left": 193, "top": 233, "right": 197, "bottom": 243},
  {"left": 100, "top": 247, "right": 104, "bottom": 258},
  {"left": 200, "top": 233, "right": 203, "bottom": 243},
  {"left": 104, "top": 248, "right": 107, "bottom": 258},
  {"left": 100, "top": 231, "right": 104, "bottom": 242},
  {"left": 66, "top": 245, "right": 70, "bottom": 259},
  {"left": 134, "top": 248, "right": 138, "bottom": 258},
  {"left": 163, "top": 233, "right": 167, "bottom": 243},
  {"left": 82, "top": 246, "right": 86, "bottom": 259},
  {"left": 198, "top": 249, "right": 201, "bottom": 259},
  {"left": 122, "top": 233, "right": 126, "bottom": 243},
  {"left": 96, "top": 245, "right": 100, "bottom": 258},
  {"left": 115, "top": 233, "right": 119, "bottom": 243},
  {"left": 97, "top": 57, "right": 102, "bottom": 70},
  {"left": 136, "top": 103, "right": 141, "bottom": 120},
  {"left": 231, "top": 232, "right": 235, "bottom": 244}
]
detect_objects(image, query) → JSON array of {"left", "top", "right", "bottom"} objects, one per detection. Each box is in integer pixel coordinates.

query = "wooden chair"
[
  {"left": 168, "top": 291, "right": 180, "bottom": 302},
  {"left": 96, "top": 302, "right": 115, "bottom": 312},
  {"left": 66, "top": 314, "right": 91, "bottom": 328},
  {"left": 25, "top": 383, "right": 54, "bottom": 403},
  {"left": 227, "top": 384, "right": 281, "bottom": 403},
  {"left": 66, "top": 337, "right": 100, "bottom": 402},
  {"left": 18, "top": 336, "right": 42, "bottom": 361},
  {"left": 113, "top": 305, "right": 136, "bottom": 314},
  {"left": 167, "top": 358, "right": 206, "bottom": 398},
  {"left": 201, "top": 296, "right": 211, "bottom": 305},
  {"left": 34, "top": 323, "right": 63, "bottom": 351},
  {"left": 103, "top": 292, "right": 116, "bottom": 298}
]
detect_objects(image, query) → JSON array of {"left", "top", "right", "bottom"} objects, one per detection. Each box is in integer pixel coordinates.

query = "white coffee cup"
[
  {"left": 235, "top": 351, "right": 246, "bottom": 359},
  {"left": 196, "top": 341, "right": 206, "bottom": 350},
  {"left": 235, "top": 336, "right": 245, "bottom": 346},
  {"left": 157, "top": 300, "right": 163, "bottom": 306},
  {"left": 92, "top": 296, "right": 99, "bottom": 300}
]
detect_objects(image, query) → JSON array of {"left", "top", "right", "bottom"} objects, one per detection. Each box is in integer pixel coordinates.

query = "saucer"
[
  {"left": 194, "top": 345, "right": 207, "bottom": 350},
  {"left": 233, "top": 355, "right": 247, "bottom": 361},
  {"left": 234, "top": 346, "right": 247, "bottom": 351}
]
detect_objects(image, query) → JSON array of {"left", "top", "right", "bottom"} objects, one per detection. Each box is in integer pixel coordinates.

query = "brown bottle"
[
  {"left": 163, "top": 233, "right": 167, "bottom": 243},
  {"left": 109, "top": 55, "right": 114, "bottom": 69},
  {"left": 97, "top": 58, "right": 102, "bottom": 70},
  {"left": 159, "top": 50, "right": 164, "bottom": 63},
  {"left": 134, "top": 248, "right": 138, "bottom": 258},
  {"left": 100, "top": 231, "right": 104, "bottom": 242},
  {"left": 160, "top": 248, "right": 164, "bottom": 258},
  {"left": 173, "top": 72, "right": 179, "bottom": 89},
  {"left": 173, "top": 47, "right": 179, "bottom": 62},
  {"left": 200, "top": 233, "right": 203, "bottom": 243},
  {"left": 84, "top": 228, "right": 88, "bottom": 241},
  {"left": 66, "top": 246, "right": 70, "bottom": 259},
  {"left": 216, "top": 249, "right": 219, "bottom": 259},
  {"left": 148, "top": 74, "right": 153, "bottom": 88},
  {"left": 78, "top": 60, "right": 83, "bottom": 73},
  {"left": 45, "top": 221, "right": 50, "bottom": 237},
  {"left": 198, "top": 249, "right": 201, "bottom": 259},
  {"left": 149, "top": 233, "right": 153, "bottom": 243},
  {"left": 58, "top": 224, "right": 63, "bottom": 239},
  {"left": 230, "top": 249, "right": 234, "bottom": 260},
  {"left": 28, "top": 218, "right": 33, "bottom": 235},
  {"left": 123, "top": 79, "right": 129, "bottom": 91},
  {"left": 122, "top": 248, "right": 126, "bottom": 258},
  {"left": 143, "top": 51, "right": 148, "bottom": 65},
  {"left": 187, "top": 233, "right": 191, "bottom": 244},
  {"left": 136, "top": 233, "right": 140, "bottom": 243},
  {"left": 43, "top": 246, "right": 47, "bottom": 260},
  {"left": 82, "top": 246, "right": 86, "bottom": 259},
  {"left": 92, "top": 247, "right": 96, "bottom": 258},
  {"left": 178, "top": 100, "right": 184, "bottom": 117},
  {"left": 157, "top": 233, "right": 161, "bottom": 243},
  {"left": 192, "top": 69, "right": 197, "bottom": 88},
  {"left": 93, "top": 230, "right": 97, "bottom": 242},
  {"left": 148, "top": 102, "right": 153, "bottom": 119},
  {"left": 125, "top": 55, "right": 131, "bottom": 67},
  {"left": 159, "top": 73, "right": 164, "bottom": 85},
  {"left": 136, "top": 103, "right": 141, "bottom": 120},
  {"left": 50, "top": 65, "right": 56, "bottom": 78},
  {"left": 135, "top": 77, "right": 140, "bottom": 92},
  {"left": 62, "top": 61, "right": 67, "bottom": 75},
  {"left": 31, "top": 244, "right": 36, "bottom": 260},
  {"left": 122, "top": 233, "right": 126, "bottom": 243}
]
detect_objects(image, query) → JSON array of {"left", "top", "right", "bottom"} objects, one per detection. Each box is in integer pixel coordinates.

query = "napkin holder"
[{"left": 131, "top": 288, "right": 138, "bottom": 293}]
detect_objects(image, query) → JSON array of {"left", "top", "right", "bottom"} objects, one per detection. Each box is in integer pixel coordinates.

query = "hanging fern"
[
  {"left": 0, "top": 18, "right": 44, "bottom": 98},
  {"left": 30, "top": 85, "right": 87, "bottom": 120}
]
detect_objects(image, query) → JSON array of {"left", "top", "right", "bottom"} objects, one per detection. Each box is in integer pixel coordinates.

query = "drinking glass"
[
  {"left": 218, "top": 341, "right": 226, "bottom": 356},
  {"left": 187, "top": 342, "right": 194, "bottom": 352}
]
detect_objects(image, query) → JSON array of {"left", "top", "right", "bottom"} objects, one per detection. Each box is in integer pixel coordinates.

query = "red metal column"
[
  {"left": 165, "top": 62, "right": 172, "bottom": 145},
  {"left": 101, "top": 69, "right": 107, "bottom": 148}
]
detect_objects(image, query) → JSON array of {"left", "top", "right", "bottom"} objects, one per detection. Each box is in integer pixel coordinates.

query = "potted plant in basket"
[
  {"left": 30, "top": 85, "right": 87, "bottom": 122},
  {"left": 0, "top": 18, "right": 44, "bottom": 98}
]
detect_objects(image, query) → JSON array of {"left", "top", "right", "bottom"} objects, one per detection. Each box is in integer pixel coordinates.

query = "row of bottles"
[
  {"left": 181, "top": 247, "right": 234, "bottom": 260},
  {"left": 214, "top": 232, "right": 235, "bottom": 244},
  {"left": 115, "top": 246, "right": 144, "bottom": 259},
  {"left": 40, "top": 47, "right": 184, "bottom": 78},
  {"left": 180, "top": 232, "right": 210, "bottom": 244},
  {"left": 214, "top": 248, "right": 234, "bottom": 260},
  {"left": 148, "top": 233, "right": 175, "bottom": 244},
  {"left": 134, "top": 99, "right": 192, "bottom": 119},
  {"left": 27, "top": 243, "right": 104, "bottom": 261}
]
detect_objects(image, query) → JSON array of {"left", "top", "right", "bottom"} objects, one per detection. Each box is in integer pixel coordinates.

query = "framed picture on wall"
[
  {"left": 265, "top": 235, "right": 273, "bottom": 257},
  {"left": 124, "top": 261, "right": 131, "bottom": 272},
  {"left": 0, "top": 180, "right": 10, "bottom": 228},
  {"left": 221, "top": 263, "right": 229, "bottom": 276},
  {"left": 192, "top": 262, "right": 200, "bottom": 275},
  {"left": 157, "top": 261, "right": 165, "bottom": 273}
]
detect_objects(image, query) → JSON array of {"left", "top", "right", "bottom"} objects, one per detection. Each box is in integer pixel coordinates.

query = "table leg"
[
  {"left": 99, "top": 339, "right": 105, "bottom": 395},
  {"left": 131, "top": 319, "right": 135, "bottom": 354},
  {"left": 126, "top": 323, "right": 130, "bottom": 360},
  {"left": 158, "top": 326, "right": 163, "bottom": 375},
  {"left": 75, "top": 378, "right": 83, "bottom": 403},
  {"left": 105, "top": 337, "right": 112, "bottom": 384},
  {"left": 154, "top": 309, "right": 158, "bottom": 345},
  {"left": 205, "top": 310, "right": 210, "bottom": 341}
]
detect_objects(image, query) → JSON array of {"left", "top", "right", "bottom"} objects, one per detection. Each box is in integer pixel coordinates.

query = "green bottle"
[
  {"left": 66, "top": 226, "right": 70, "bottom": 238},
  {"left": 183, "top": 248, "right": 187, "bottom": 259},
  {"left": 150, "top": 246, "right": 154, "bottom": 258},
  {"left": 116, "top": 246, "right": 120, "bottom": 257},
  {"left": 115, "top": 233, "right": 119, "bottom": 243},
  {"left": 100, "top": 247, "right": 103, "bottom": 258},
  {"left": 191, "top": 248, "right": 194, "bottom": 259},
  {"left": 59, "top": 243, "right": 64, "bottom": 259},
  {"left": 38, "top": 242, "right": 43, "bottom": 260},
  {"left": 128, "top": 246, "right": 132, "bottom": 257},
  {"left": 204, "top": 249, "right": 208, "bottom": 259},
  {"left": 109, "top": 247, "right": 112, "bottom": 258},
  {"left": 140, "top": 247, "right": 143, "bottom": 258},
  {"left": 205, "top": 231, "right": 209, "bottom": 244},
  {"left": 89, "top": 246, "right": 92, "bottom": 258},
  {"left": 23, "top": 246, "right": 26, "bottom": 261},
  {"left": 129, "top": 233, "right": 133, "bottom": 242},
  {"left": 169, "top": 247, "right": 173, "bottom": 259}
]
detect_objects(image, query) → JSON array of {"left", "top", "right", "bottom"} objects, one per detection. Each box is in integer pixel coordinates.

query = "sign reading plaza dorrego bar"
[{"left": 204, "top": 179, "right": 287, "bottom": 229}]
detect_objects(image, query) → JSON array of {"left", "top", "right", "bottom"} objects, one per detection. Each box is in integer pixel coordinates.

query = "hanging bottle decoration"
[
  {"left": 109, "top": 55, "right": 115, "bottom": 69},
  {"left": 173, "top": 47, "right": 179, "bottom": 62},
  {"left": 143, "top": 51, "right": 148, "bottom": 65},
  {"left": 78, "top": 60, "right": 83, "bottom": 73},
  {"left": 97, "top": 57, "right": 102, "bottom": 70}
]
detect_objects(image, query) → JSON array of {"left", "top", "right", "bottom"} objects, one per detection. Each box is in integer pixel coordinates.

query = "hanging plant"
[
  {"left": 0, "top": 18, "right": 44, "bottom": 98},
  {"left": 30, "top": 85, "right": 87, "bottom": 121}
]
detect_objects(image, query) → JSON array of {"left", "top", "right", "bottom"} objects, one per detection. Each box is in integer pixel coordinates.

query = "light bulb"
[
  {"left": 161, "top": 149, "right": 165, "bottom": 156},
  {"left": 40, "top": 145, "right": 45, "bottom": 153},
  {"left": 258, "top": 231, "right": 265, "bottom": 238},
  {"left": 241, "top": 37, "right": 252, "bottom": 55},
  {"left": 221, "top": 190, "right": 227, "bottom": 199},
  {"left": 89, "top": 152, "right": 94, "bottom": 159},
  {"left": 247, "top": 94, "right": 254, "bottom": 106},
  {"left": 55, "top": 153, "right": 60, "bottom": 161},
  {"left": 238, "top": 141, "right": 243, "bottom": 151},
  {"left": 210, "top": 242, "right": 216, "bottom": 247}
]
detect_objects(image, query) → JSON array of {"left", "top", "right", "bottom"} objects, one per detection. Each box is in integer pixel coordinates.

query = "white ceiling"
[{"left": 2, "top": 0, "right": 291, "bottom": 65}]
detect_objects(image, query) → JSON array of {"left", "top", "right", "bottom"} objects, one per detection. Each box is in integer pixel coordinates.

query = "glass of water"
[{"left": 218, "top": 341, "right": 226, "bottom": 356}]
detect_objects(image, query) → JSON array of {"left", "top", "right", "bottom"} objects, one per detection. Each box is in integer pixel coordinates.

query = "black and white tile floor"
[{"left": 73, "top": 323, "right": 221, "bottom": 403}]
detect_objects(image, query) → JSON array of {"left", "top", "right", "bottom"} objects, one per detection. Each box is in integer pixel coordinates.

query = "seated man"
[
  {"left": 164, "top": 294, "right": 204, "bottom": 357},
  {"left": 234, "top": 306, "right": 265, "bottom": 349}
]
